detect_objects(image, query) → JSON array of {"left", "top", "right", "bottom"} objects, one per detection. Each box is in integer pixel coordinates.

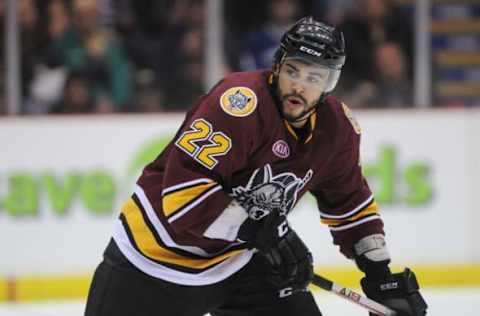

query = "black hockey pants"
[{"left": 84, "top": 239, "right": 322, "bottom": 316}]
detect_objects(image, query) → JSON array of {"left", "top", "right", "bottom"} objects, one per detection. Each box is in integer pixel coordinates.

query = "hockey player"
[{"left": 85, "top": 16, "right": 427, "bottom": 316}]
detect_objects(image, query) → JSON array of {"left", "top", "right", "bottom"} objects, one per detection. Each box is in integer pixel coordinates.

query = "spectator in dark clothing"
[
  {"left": 313, "top": 0, "right": 357, "bottom": 26},
  {"left": 116, "top": 0, "right": 207, "bottom": 111},
  {"left": 371, "top": 42, "right": 413, "bottom": 108},
  {"left": 337, "top": 0, "right": 413, "bottom": 93},
  {"left": 43, "top": 0, "right": 133, "bottom": 112},
  {"left": 113, "top": 0, "right": 171, "bottom": 70},
  {"left": 51, "top": 72, "right": 94, "bottom": 113},
  {"left": 134, "top": 69, "right": 164, "bottom": 113},
  {"left": 239, "top": 0, "right": 302, "bottom": 71},
  {"left": 342, "top": 42, "right": 413, "bottom": 108},
  {"left": 368, "top": 42, "right": 413, "bottom": 108},
  {"left": 162, "top": 27, "right": 205, "bottom": 111},
  {"left": 158, "top": 1, "right": 207, "bottom": 111}
]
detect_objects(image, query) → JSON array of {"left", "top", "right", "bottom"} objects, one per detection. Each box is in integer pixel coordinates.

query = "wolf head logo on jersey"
[{"left": 231, "top": 164, "right": 313, "bottom": 220}]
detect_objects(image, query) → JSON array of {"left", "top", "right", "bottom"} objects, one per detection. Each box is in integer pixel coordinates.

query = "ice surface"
[{"left": 0, "top": 288, "right": 478, "bottom": 315}]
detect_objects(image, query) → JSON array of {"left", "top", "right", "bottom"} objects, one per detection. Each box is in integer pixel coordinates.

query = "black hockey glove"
[
  {"left": 354, "top": 235, "right": 427, "bottom": 316},
  {"left": 240, "top": 212, "right": 314, "bottom": 291},
  {"left": 360, "top": 267, "right": 428, "bottom": 316}
]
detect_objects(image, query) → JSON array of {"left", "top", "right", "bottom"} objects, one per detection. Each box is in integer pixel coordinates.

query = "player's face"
[{"left": 277, "top": 59, "right": 329, "bottom": 124}]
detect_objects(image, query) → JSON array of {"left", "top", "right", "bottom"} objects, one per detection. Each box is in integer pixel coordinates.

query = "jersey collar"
[{"left": 284, "top": 113, "right": 317, "bottom": 144}]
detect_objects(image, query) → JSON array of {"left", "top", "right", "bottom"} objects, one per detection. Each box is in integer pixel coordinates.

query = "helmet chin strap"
[
  {"left": 283, "top": 93, "right": 328, "bottom": 124},
  {"left": 285, "top": 106, "right": 316, "bottom": 124}
]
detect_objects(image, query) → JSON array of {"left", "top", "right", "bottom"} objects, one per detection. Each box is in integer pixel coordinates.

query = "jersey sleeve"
[
  {"left": 153, "top": 80, "right": 260, "bottom": 246},
  {"left": 310, "top": 105, "right": 384, "bottom": 259}
]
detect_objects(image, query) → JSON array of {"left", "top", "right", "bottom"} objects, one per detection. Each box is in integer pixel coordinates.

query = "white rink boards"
[
  {"left": 1, "top": 111, "right": 480, "bottom": 303},
  {"left": 1, "top": 111, "right": 480, "bottom": 276}
]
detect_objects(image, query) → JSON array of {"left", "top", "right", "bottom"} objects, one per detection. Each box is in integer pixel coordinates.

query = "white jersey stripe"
[
  {"left": 135, "top": 185, "right": 219, "bottom": 257},
  {"left": 112, "top": 219, "right": 254, "bottom": 285},
  {"left": 162, "top": 178, "right": 214, "bottom": 195},
  {"left": 168, "top": 185, "right": 223, "bottom": 223}
]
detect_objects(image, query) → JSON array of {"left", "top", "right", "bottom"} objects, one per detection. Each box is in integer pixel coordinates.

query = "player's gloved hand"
[
  {"left": 354, "top": 235, "right": 427, "bottom": 315},
  {"left": 360, "top": 267, "right": 428, "bottom": 316},
  {"left": 240, "top": 211, "right": 314, "bottom": 291}
]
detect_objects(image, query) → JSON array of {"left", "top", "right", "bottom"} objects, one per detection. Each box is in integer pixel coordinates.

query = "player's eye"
[
  {"left": 286, "top": 68, "right": 299, "bottom": 79},
  {"left": 307, "top": 76, "right": 320, "bottom": 84}
]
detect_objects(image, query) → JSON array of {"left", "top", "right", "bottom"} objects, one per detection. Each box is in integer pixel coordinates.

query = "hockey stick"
[{"left": 311, "top": 273, "right": 397, "bottom": 316}]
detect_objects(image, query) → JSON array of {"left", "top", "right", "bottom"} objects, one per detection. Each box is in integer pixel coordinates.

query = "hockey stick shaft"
[{"left": 312, "top": 274, "right": 397, "bottom": 316}]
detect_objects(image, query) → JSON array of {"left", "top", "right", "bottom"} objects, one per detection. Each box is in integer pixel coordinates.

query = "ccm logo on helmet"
[{"left": 299, "top": 46, "right": 322, "bottom": 57}]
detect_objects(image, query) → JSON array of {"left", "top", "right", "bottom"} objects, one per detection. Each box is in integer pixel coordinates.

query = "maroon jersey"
[{"left": 113, "top": 70, "right": 383, "bottom": 285}]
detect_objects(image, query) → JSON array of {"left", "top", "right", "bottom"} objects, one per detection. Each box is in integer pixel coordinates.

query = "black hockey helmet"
[{"left": 274, "top": 16, "right": 346, "bottom": 94}]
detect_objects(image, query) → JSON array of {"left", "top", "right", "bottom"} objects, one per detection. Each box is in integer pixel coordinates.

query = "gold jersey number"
[{"left": 175, "top": 118, "right": 232, "bottom": 169}]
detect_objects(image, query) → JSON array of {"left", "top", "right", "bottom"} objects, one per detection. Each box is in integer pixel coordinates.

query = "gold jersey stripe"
[
  {"left": 121, "top": 198, "right": 244, "bottom": 269},
  {"left": 320, "top": 201, "right": 379, "bottom": 226},
  {"left": 163, "top": 182, "right": 218, "bottom": 217},
  {"left": 284, "top": 120, "right": 298, "bottom": 140},
  {"left": 305, "top": 114, "right": 317, "bottom": 144},
  {"left": 284, "top": 112, "right": 317, "bottom": 143}
]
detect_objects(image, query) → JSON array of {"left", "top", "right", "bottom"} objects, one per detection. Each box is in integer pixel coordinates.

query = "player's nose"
[{"left": 291, "top": 82, "right": 305, "bottom": 94}]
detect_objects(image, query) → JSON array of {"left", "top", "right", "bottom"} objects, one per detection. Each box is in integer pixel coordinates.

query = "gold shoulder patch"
[
  {"left": 342, "top": 102, "right": 361, "bottom": 134},
  {"left": 220, "top": 87, "right": 257, "bottom": 117}
]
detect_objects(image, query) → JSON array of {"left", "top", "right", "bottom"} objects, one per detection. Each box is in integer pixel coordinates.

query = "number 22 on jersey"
[{"left": 175, "top": 118, "right": 232, "bottom": 169}]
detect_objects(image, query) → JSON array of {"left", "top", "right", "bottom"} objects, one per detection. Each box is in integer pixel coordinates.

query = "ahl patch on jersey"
[
  {"left": 342, "top": 102, "right": 361, "bottom": 134},
  {"left": 220, "top": 87, "right": 257, "bottom": 117}
]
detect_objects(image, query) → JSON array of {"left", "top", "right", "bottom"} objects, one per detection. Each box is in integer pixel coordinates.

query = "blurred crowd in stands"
[{"left": 0, "top": 0, "right": 422, "bottom": 114}]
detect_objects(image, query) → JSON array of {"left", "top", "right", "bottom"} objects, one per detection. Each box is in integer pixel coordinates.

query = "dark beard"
[
  {"left": 281, "top": 94, "right": 317, "bottom": 123},
  {"left": 269, "top": 73, "right": 322, "bottom": 122}
]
